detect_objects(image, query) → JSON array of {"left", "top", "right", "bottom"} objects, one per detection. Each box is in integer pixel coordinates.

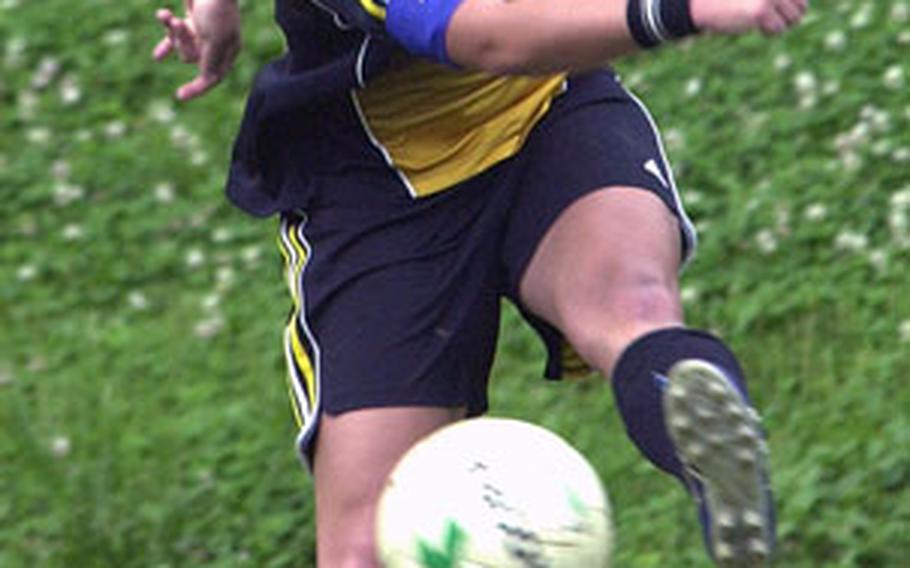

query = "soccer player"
[{"left": 153, "top": 0, "right": 807, "bottom": 565}]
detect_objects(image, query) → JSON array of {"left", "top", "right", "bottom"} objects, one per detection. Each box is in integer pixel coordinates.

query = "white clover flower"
[
  {"left": 889, "top": 210, "right": 908, "bottom": 234},
  {"left": 128, "top": 291, "right": 149, "bottom": 310},
  {"left": 683, "top": 190, "right": 702, "bottom": 206},
  {"left": 76, "top": 129, "right": 93, "bottom": 142},
  {"left": 799, "top": 95, "right": 818, "bottom": 110},
  {"left": 623, "top": 72, "right": 645, "bottom": 90},
  {"left": 201, "top": 293, "right": 222, "bottom": 311},
  {"left": 892, "top": 188, "right": 910, "bottom": 209},
  {"left": 794, "top": 71, "right": 817, "bottom": 94},
  {"left": 774, "top": 54, "right": 791, "bottom": 71},
  {"left": 50, "top": 436, "right": 71, "bottom": 458},
  {"left": 190, "top": 150, "right": 209, "bottom": 166},
  {"left": 241, "top": 245, "right": 263, "bottom": 265},
  {"left": 850, "top": 3, "right": 872, "bottom": 28},
  {"left": 154, "top": 182, "right": 176, "bottom": 203},
  {"left": 900, "top": 320, "right": 910, "bottom": 342},
  {"left": 868, "top": 249, "right": 888, "bottom": 272},
  {"left": 822, "top": 80, "right": 840, "bottom": 96},
  {"left": 834, "top": 230, "right": 869, "bottom": 252},
  {"left": 59, "top": 75, "right": 81, "bottom": 105},
  {"left": 104, "top": 120, "right": 126, "bottom": 138},
  {"left": 840, "top": 152, "right": 862, "bottom": 171},
  {"left": 26, "top": 127, "right": 51, "bottom": 145},
  {"left": 148, "top": 100, "right": 176, "bottom": 123},
  {"left": 212, "top": 228, "right": 232, "bottom": 243},
  {"left": 892, "top": 1, "right": 909, "bottom": 22},
  {"left": 883, "top": 65, "right": 905, "bottom": 90},
  {"left": 51, "top": 159, "right": 70, "bottom": 180},
  {"left": 893, "top": 147, "right": 910, "bottom": 162},
  {"left": 31, "top": 56, "right": 60, "bottom": 90},
  {"left": 663, "top": 128, "right": 684, "bottom": 152},
  {"left": 4, "top": 36, "right": 25, "bottom": 68},
  {"left": 872, "top": 139, "right": 893, "bottom": 157},
  {"left": 169, "top": 124, "right": 195, "bottom": 148},
  {"left": 867, "top": 108, "right": 892, "bottom": 132},
  {"left": 215, "top": 267, "right": 235, "bottom": 290},
  {"left": 899, "top": 31, "right": 910, "bottom": 45},
  {"left": 684, "top": 78, "right": 702, "bottom": 98},
  {"left": 17, "top": 264, "right": 37, "bottom": 281},
  {"left": 61, "top": 224, "right": 84, "bottom": 241},
  {"left": 755, "top": 229, "right": 778, "bottom": 254},
  {"left": 185, "top": 248, "right": 206, "bottom": 268},
  {"left": 823, "top": 30, "right": 847, "bottom": 51},
  {"left": 0, "top": 0, "right": 21, "bottom": 10},
  {"left": 194, "top": 316, "right": 225, "bottom": 339},
  {"left": 774, "top": 205, "right": 791, "bottom": 233},
  {"left": 680, "top": 286, "right": 699, "bottom": 305},
  {"left": 0, "top": 367, "right": 14, "bottom": 386},
  {"left": 804, "top": 203, "right": 827, "bottom": 222},
  {"left": 17, "top": 91, "right": 37, "bottom": 120},
  {"left": 53, "top": 182, "right": 85, "bottom": 206},
  {"left": 103, "top": 29, "right": 129, "bottom": 46}
]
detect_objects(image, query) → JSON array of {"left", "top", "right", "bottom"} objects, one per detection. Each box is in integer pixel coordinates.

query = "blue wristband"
[{"left": 386, "top": 0, "right": 465, "bottom": 64}]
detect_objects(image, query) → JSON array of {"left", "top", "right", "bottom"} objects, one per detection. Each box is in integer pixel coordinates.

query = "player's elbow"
[{"left": 448, "top": 34, "right": 548, "bottom": 75}]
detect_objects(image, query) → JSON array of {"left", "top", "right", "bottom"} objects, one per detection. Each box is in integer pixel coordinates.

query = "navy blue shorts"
[{"left": 275, "top": 70, "right": 697, "bottom": 460}]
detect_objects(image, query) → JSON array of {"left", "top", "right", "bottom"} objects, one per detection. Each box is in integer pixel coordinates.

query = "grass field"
[{"left": 2, "top": 0, "right": 909, "bottom": 566}]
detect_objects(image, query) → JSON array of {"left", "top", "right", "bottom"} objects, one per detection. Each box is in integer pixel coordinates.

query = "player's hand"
[
  {"left": 152, "top": 0, "right": 241, "bottom": 101},
  {"left": 691, "top": 0, "right": 808, "bottom": 36}
]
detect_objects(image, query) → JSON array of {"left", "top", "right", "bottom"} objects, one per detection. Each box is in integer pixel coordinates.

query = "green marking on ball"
[{"left": 417, "top": 519, "right": 467, "bottom": 568}]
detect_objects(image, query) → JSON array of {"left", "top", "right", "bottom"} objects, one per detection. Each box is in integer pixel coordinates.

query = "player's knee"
[
  {"left": 318, "top": 526, "right": 381, "bottom": 568},
  {"left": 557, "top": 275, "right": 682, "bottom": 371}
]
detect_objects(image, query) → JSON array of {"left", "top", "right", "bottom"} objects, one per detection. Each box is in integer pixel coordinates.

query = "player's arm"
[{"left": 405, "top": 0, "right": 808, "bottom": 74}]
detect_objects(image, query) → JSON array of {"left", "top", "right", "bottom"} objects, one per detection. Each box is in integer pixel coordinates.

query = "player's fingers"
[
  {"left": 775, "top": 0, "right": 806, "bottom": 26},
  {"left": 152, "top": 35, "right": 174, "bottom": 60},
  {"left": 169, "top": 18, "right": 200, "bottom": 62},
  {"left": 759, "top": 9, "right": 789, "bottom": 35},
  {"left": 176, "top": 73, "right": 219, "bottom": 101},
  {"left": 156, "top": 8, "right": 175, "bottom": 24}
]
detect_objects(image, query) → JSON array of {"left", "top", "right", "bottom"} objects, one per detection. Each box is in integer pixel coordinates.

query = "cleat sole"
[{"left": 664, "top": 359, "right": 774, "bottom": 567}]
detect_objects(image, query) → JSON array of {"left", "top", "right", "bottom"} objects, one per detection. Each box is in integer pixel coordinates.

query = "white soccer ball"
[{"left": 376, "top": 417, "right": 613, "bottom": 567}]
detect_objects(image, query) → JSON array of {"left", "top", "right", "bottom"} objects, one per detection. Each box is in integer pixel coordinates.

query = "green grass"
[{"left": 2, "top": 0, "right": 909, "bottom": 566}]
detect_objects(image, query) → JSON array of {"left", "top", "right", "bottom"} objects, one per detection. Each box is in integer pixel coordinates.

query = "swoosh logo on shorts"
[{"left": 644, "top": 158, "right": 669, "bottom": 189}]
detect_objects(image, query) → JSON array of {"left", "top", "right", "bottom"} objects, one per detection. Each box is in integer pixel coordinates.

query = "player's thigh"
[
  {"left": 519, "top": 185, "right": 684, "bottom": 330},
  {"left": 312, "top": 407, "right": 465, "bottom": 554}
]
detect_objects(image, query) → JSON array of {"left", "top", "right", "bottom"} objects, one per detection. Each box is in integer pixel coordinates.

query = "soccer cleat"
[{"left": 663, "top": 359, "right": 776, "bottom": 567}]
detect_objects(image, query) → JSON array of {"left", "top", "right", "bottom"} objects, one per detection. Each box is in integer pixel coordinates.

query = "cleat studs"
[
  {"left": 716, "top": 510, "right": 737, "bottom": 530},
  {"left": 695, "top": 405, "right": 716, "bottom": 420},
  {"left": 671, "top": 416, "right": 693, "bottom": 431},
  {"left": 736, "top": 449, "right": 757, "bottom": 466},
  {"left": 726, "top": 403, "right": 746, "bottom": 419},
  {"left": 715, "top": 542, "right": 735, "bottom": 562},
  {"left": 737, "top": 425, "right": 758, "bottom": 442},
  {"left": 686, "top": 442, "right": 707, "bottom": 459},
  {"left": 743, "top": 510, "right": 764, "bottom": 529},
  {"left": 708, "top": 433, "right": 727, "bottom": 447},
  {"left": 748, "top": 538, "right": 770, "bottom": 557},
  {"left": 707, "top": 381, "right": 727, "bottom": 400},
  {"left": 669, "top": 384, "right": 688, "bottom": 400}
]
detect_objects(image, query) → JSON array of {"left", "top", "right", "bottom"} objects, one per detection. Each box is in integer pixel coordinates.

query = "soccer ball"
[{"left": 375, "top": 417, "right": 613, "bottom": 567}]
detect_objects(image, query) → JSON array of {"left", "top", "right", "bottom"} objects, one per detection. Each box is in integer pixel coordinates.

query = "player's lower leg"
[{"left": 611, "top": 327, "right": 776, "bottom": 566}]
